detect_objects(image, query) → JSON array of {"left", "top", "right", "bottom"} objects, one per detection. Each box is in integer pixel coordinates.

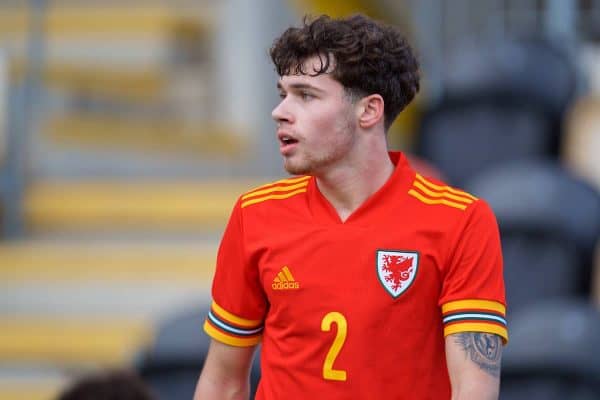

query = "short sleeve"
[
  {"left": 439, "top": 199, "right": 508, "bottom": 344},
  {"left": 203, "top": 198, "right": 267, "bottom": 347}
]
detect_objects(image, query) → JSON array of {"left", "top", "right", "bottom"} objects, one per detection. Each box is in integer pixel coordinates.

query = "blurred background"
[{"left": 0, "top": 0, "right": 599, "bottom": 399}]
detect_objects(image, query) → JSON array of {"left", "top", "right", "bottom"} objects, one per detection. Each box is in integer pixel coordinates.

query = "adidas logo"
[{"left": 272, "top": 266, "right": 300, "bottom": 290}]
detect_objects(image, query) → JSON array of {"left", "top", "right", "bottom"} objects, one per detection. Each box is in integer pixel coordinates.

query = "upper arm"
[
  {"left": 194, "top": 339, "right": 257, "bottom": 400},
  {"left": 445, "top": 332, "right": 502, "bottom": 400}
]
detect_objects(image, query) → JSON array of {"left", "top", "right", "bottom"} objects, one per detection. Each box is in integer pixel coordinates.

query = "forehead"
[{"left": 277, "top": 55, "right": 342, "bottom": 91}]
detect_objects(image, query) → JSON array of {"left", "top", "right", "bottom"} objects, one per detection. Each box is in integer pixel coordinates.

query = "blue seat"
[
  {"left": 465, "top": 160, "right": 600, "bottom": 315},
  {"left": 416, "top": 93, "right": 555, "bottom": 185},
  {"left": 136, "top": 303, "right": 261, "bottom": 399},
  {"left": 416, "top": 36, "right": 579, "bottom": 186},
  {"left": 500, "top": 299, "right": 600, "bottom": 399},
  {"left": 442, "top": 37, "right": 578, "bottom": 119}
]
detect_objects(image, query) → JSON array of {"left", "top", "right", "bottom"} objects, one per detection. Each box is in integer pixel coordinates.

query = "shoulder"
[
  {"left": 237, "top": 175, "right": 310, "bottom": 211},
  {"left": 407, "top": 173, "right": 479, "bottom": 213},
  {"left": 405, "top": 173, "right": 498, "bottom": 230}
]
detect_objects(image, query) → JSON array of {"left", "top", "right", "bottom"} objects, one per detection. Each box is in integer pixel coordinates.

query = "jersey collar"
[{"left": 307, "top": 151, "right": 416, "bottom": 225}]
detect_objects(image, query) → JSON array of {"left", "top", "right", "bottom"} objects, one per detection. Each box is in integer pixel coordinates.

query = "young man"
[{"left": 195, "top": 14, "right": 507, "bottom": 400}]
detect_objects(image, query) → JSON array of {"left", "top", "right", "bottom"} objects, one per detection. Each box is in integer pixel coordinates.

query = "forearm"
[
  {"left": 194, "top": 374, "right": 249, "bottom": 400},
  {"left": 193, "top": 340, "right": 255, "bottom": 400},
  {"left": 446, "top": 332, "right": 502, "bottom": 400},
  {"left": 450, "top": 379, "right": 499, "bottom": 400}
]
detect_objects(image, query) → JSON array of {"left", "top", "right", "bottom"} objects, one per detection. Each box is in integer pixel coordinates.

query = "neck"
[{"left": 315, "top": 146, "right": 395, "bottom": 222}]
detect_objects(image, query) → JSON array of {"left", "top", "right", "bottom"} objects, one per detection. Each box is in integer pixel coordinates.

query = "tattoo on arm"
[{"left": 454, "top": 332, "right": 502, "bottom": 378}]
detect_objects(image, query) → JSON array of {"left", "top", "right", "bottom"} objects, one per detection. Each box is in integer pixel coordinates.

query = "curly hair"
[{"left": 270, "top": 14, "right": 420, "bottom": 130}]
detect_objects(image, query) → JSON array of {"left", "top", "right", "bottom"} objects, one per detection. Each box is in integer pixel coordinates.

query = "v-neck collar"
[{"left": 306, "top": 151, "right": 416, "bottom": 225}]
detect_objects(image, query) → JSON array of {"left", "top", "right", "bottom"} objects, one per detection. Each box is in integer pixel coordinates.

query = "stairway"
[
  {"left": 0, "top": 3, "right": 267, "bottom": 398},
  {"left": 0, "top": 177, "right": 268, "bottom": 399}
]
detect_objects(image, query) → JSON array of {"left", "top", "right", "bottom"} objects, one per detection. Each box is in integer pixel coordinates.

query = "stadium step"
[
  {"left": 0, "top": 4, "right": 213, "bottom": 38},
  {"left": 0, "top": 384, "right": 62, "bottom": 400},
  {"left": 0, "top": 238, "right": 217, "bottom": 397},
  {"left": 0, "top": 238, "right": 217, "bottom": 316},
  {"left": 43, "top": 115, "right": 247, "bottom": 158},
  {"left": 0, "top": 238, "right": 217, "bottom": 359},
  {"left": 0, "top": 238, "right": 218, "bottom": 284},
  {"left": 23, "top": 179, "right": 264, "bottom": 234},
  {"left": 0, "top": 316, "right": 151, "bottom": 366},
  {"left": 11, "top": 62, "right": 168, "bottom": 101},
  {"left": 0, "top": 370, "right": 66, "bottom": 400}
]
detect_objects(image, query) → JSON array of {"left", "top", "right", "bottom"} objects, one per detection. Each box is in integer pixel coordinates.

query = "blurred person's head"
[
  {"left": 270, "top": 14, "right": 420, "bottom": 132},
  {"left": 56, "top": 369, "right": 155, "bottom": 400}
]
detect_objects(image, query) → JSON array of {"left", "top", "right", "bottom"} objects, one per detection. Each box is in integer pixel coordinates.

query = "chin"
[{"left": 283, "top": 160, "right": 312, "bottom": 176}]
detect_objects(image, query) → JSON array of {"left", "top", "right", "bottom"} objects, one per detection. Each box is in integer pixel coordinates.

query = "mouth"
[
  {"left": 279, "top": 135, "right": 298, "bottom": 146},
  {"left": 278, "top": 132, "right": 299, "bottom": 154}
]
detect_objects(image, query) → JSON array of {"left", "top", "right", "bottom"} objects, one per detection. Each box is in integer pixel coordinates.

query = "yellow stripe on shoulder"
[
  {"left": 408, "top": 189, "right": 468, "bottom": 211},
  {"left": 412, "top": 181, "right": 475, "bottom": 204},
  {"left": 241, "top": 188, "right": 307, "bottom": 208},
  {"left": 242, "top": 181, "right": 309, "bottom": 201},
  {"left": 409, "top": 174, "right": 478, "bottom": 211},
  {"left": 244, "top": 175, "right": 310, "bottom": 197},
  {"left": 415, "top": 174, "right": 478, "bottom": 200}
]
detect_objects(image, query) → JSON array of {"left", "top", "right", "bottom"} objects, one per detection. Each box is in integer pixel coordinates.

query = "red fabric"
[{"left": 206, "top": 152, "right": 506, "bottom": 399}]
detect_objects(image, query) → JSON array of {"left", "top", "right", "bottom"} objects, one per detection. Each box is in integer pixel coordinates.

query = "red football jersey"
[{"left": 204, "top": 152, "right": 507, "bottom": 399}]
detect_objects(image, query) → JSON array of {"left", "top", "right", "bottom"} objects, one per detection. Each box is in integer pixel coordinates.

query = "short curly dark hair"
[{"left": 270, "top": 14, "right": 420, "bottom": 130}]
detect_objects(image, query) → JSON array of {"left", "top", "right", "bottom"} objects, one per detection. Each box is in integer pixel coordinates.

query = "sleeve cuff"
[
  {"left": 442, "top": 299, "right": 508, "bottom": 344},
  {"left": 203, "top": 301, "right": 263, "bottom": 347}
]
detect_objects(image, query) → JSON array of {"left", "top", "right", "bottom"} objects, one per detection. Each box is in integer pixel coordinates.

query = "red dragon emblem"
[
  {"left": 382, "top": 254, "right": 414, "bottom": 291},
  {"left": 377, "top": 250, "right": 419, "bottom": 298}
]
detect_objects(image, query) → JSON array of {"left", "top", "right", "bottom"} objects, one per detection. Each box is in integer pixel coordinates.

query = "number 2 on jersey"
[{"left": 321, "top": 311, "right": 348, "bottom": 381}]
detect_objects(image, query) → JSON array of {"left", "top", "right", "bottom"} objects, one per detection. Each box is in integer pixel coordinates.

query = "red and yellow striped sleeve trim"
[
  {"left": 241, "top": 176, "right": 310, "bottom": 208},
  {"left": 408, "top": 174, "right": 477, "bottom": 211},
  {"left": 203, "top": 301, "right": 263, "bottom": 347},
  {"left": 442, "top": 299, "right": 508, "bottom": 344},
  {"left": 210, "top": 301, "right": 262, "bottom": 327},
  {"left": 204, "top": 321, "right": 262, "bottom": 347}
]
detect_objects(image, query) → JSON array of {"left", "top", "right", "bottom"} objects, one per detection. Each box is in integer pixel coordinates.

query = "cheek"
[{"left": 308, "top": 105, "right": 348, "bottom": 132}]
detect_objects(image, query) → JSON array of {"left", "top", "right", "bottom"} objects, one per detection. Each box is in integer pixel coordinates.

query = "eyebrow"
[{"left": 276, "top": 81, "right": 325, "bottom": 93}]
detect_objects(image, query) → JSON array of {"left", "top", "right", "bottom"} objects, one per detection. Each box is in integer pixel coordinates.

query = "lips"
[
  {"left": 277, "top": 130, "right": 298, "bottom": 154},
  {"left": 280, "top": 135, "right": 298, "bottom": 145}
]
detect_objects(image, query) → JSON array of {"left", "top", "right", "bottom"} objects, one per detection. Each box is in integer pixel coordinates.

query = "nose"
[{"left": 271, "top": 98, "right": 293, "bottom": 125}]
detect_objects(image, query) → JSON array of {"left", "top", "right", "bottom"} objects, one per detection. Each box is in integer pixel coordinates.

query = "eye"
[
  {"left": 301, "top": 91, "right": 315, "bottom": 100},
  {"left": 278, "top": 92, "right": 287, "bottom": 99}
]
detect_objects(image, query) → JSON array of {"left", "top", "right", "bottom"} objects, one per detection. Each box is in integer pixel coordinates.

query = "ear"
[{"left": 357, "top": 94, "right": 384, "bottom": 129}]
